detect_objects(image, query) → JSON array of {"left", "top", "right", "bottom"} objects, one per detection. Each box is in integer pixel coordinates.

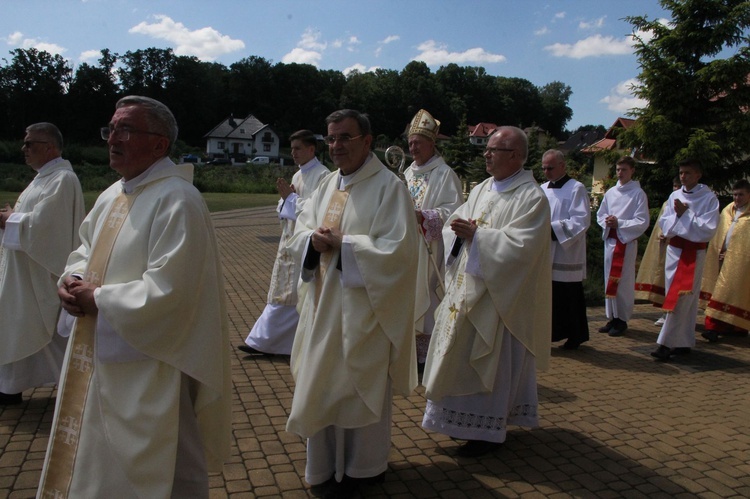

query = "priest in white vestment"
[
  {"left": 596, "top": 156, "right": 649, "bottom": 336},
  {"left": 422, "top": 126, "right": 551, "bottom": 458},
  {"left": 38, "top": 96, "right": 231, "bottom": 499},
  {"left": 0, "top": 123, "right": 84, "bottom": 405},
  {"left": 403, "top": 109, "right": 463, "bottom": 367},
  {"left": 652, "top": 160, "right": 719, "bottom": 360},
  {"left": 286, "top": 110, "right": 419, "bottom": 497},
  {"left": 541, "top": 149, "right": 591, "bottom": 350},
  {"left": 239, "top": 130, "right": 329, "bottom": 356}
]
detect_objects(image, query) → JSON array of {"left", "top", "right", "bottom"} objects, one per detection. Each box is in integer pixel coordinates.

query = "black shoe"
[
  {"left": 237, "top": 344, "right": 264, "bottom": 355},
  {"left": 310, "top": 476, "right": 337, "bottom": 498},
  {"left": 0, "top": 392, "right": 22, "bottom": 405},
  {"left": 701, "top": 331, "right": 719, "bottom": 343},
  {"left": 561, "top": 340, "right": 581, "bottom": 350},
  {"left": 455, "top": 439, "right": 502, "bottom": 457},
  {"left": 650, "top": 345, "right": 673, "bottom": 361},
  {"left": 598, "top": 320, "right": 615, "bottom": 333},
  {"left": 672, "top": 347, "right": 691, "bottom": 355},
  {"left": 609, "top": 320, "right": 628, "bottom": 337}
]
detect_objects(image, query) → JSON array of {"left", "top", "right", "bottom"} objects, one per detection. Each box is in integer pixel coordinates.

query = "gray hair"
[
  {"left": 26, "top": 122, "right": 63, "bottom": 151},
  {"left": 495, "top": 126, "right": 528, "bottom": 164},
  {"left": 325, "top": 109, "right": 372, "bottom": 137},
  {"left": 116, "top": 95, "right": 178, "bottom": 155},
  {"left": 542, "top": 149, "right": 565, "bottom": 163}
]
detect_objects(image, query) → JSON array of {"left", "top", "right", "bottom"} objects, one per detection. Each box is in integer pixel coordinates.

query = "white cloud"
[
  {"left": 554, "top": 12, "right": 566, "bottom": 19},
  {"left": 579, "top": 16, "right": 606, "bottom": 30},
  {"left": 299, "top": 28, "right": 327, "bottom": 51},
  {"left": 413, "top": 40, "right": 505, "bottom": 66},
  {"left": 4, "top": 31, "right": 66, "bottom": 55},
  {"left": 343, "top": 63, "right": 379, "bottom": 76},
  {"left": 128, "top": 15, "right": 244, "bottom": 61},
  {"left": 600, "top": 78, "right": 647, "bottom": 113},
  {"left": 380, "top": 35, "right": 399, "bottom": 44},
  {"left": 281, "top": 47, "right": 322, "bottom": 66},
  {"left": 79, "top": 50, "right": 101, "bottom": 63},
  {"left": 544, "top": 33, "right": 634, "bottom": 59},
  {"left": 534, "top": 26, "right": 549, "bottom": 36}
]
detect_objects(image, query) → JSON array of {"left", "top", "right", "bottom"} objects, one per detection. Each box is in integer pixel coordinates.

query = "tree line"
[{"left": 0, "top": 47, "right": 573, "bottom": 148}]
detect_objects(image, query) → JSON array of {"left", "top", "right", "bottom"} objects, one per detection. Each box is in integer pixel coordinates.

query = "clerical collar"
[
  {"left": 299, "top": 157, "right": 319, "bottom": 172},
  {"left": 36, "top": 156, "right": 64, "bottom": 174},
  {"left": 547, "top": 174, "right": 571, "bottom": 189},
  {"left": 121, "top": 157, "right": 172, "bottom": 194},
  {"left": 491, "top": 168, "right": 523, "bottom": 193},
  {"left": 682, "top": 184, "right": 703, "bottom": 194},
  {"left": 337, "top": 154, "right": 371, "bottom": 190},
  {"left": 410, "top": 154, "right": 439, "bottom": 173}
]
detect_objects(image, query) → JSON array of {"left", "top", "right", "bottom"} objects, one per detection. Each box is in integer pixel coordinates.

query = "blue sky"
[{"left": 1, "top": 0, "right": 682, "bottom": 130}]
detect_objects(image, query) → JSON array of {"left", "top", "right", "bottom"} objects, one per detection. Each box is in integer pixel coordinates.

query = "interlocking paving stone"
[{"left": 1, "top": 205, "right": 749, "bottom": 497}]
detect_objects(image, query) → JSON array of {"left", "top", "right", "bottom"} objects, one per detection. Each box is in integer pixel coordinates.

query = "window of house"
[
  {"left": 240, "top": 129, "right": 245, "bottom": 134},
  {"left": 263, "top": 144, "right": 271, "bottom": 152},
  {"left": 218, "top": 141, "right": 225, "bottom": 149}
]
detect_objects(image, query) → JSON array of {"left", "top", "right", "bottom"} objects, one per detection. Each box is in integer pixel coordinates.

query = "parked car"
[
  {"left": 249, "top": 156, "right": 270, "bottom": 164},
  {"left": 206, "top": 158, "right": 232, "bottom": 166},
  {"left": 180, "top": 154, "right": 200, "bottom": 164}
]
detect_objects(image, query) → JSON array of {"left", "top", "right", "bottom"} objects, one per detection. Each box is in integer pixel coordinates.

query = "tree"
[
  {"left": 66, "top": 49, "right": 120, "bottom": 143},
  {"left": 622, "top": 0, "right": 750, "bottom": 195},
  {"left": 441, "top": 114, "right": 484, "bottom": 185},
  {"left": 538, "top": 81, "right": 573, "bottom": 138}
]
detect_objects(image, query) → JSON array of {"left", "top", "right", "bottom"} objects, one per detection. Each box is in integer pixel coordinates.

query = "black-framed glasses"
[
  {"left": 22, "top": 140, "right": 49, "bottom": 148},
  {"left": 541, "top": 166, "right": 557, "bottom": 171},
  {"left": 484, "top": 147, "right": 515, "bottom": 155},
  {"left": 323, "top": 134, "right": 363, "bottom": 145},
  {"left": 101, "top": 126, "right": 164, "bottom": 141}
]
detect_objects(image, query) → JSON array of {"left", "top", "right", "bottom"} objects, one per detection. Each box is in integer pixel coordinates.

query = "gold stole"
[
  {"left": 39, "top": 192, "right": 138, "bottom": 498},
  {"left": 315, "top": 186, "right": 350, "bottom": 304}
]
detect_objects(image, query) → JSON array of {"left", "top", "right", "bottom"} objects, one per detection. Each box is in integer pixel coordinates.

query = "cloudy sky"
[{"left": 0, "top": 0, "right": 681, "bottom": 130}]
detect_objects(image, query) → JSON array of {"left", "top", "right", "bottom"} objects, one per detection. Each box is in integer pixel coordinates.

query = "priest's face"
[
  {"left": 733, "top": 187, "right": 749, "bottom": 209},
  {"left": 484, "top": 131, "right": 522, "bottom": 181},
  {"left": 327, "top": 117, "right": 372, "bottom": 175},
  {"left": 408, "top": 134, "right": 435, "bottom": 166},
  {"left": 541, "top": 154, "right": 565, "bottom": 182},
  {"left": 291, "top": 139, "right": 316, "bottom": 167},
  {"left": 107, "top": 105, "right": 170, "bottom": 181},
  {"left": 22, "top": 132, "right": 54, "bottom": 171}
]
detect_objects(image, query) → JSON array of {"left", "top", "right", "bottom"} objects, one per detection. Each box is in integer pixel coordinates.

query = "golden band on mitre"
[{"left": 408, "top": 109, "right": 440, "bottom": 141}]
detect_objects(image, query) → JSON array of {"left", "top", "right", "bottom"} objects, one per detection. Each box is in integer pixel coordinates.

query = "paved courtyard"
[{"left": 1, "top": 206, "right": 749, "bottom": 498}]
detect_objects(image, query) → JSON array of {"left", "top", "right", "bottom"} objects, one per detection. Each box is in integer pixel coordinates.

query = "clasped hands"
[
  {"left": 450, "top": 217, "right": 477, "bottom": 241},
  {"left": 58, "top": 276, "right": 99, "bottom": 317},
  {"left": 311, "top": 227, "right": 343, "bottom": 253}
]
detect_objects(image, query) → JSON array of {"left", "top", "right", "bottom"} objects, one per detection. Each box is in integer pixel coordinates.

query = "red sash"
[
  {"left": 662, "top": 236, "right": 708, "bottom": 311},
  {"left": 605, "top": 231, "right": 626, "bottom": 298}
]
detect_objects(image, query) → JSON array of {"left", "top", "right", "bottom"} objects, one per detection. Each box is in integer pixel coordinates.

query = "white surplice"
[{"left": 596, "top": 180, "right": 649, "bottom": 321}]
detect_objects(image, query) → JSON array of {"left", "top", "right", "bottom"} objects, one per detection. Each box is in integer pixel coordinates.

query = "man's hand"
[
  {"left": 59, "top": 276, "right": 99, "bottom": 317},
  {"left": 450, "top": 217, "right": 477, "bottom": 241},
  {"left": 0, "top": 203, "right": 12, "bottom": 230},
  {"left": 311, "top": 227, "right": 343, "bottom": 253},
  {"left": 674, "top": 199, "right": 688, "bottom": 217},
  {"left": 605, "top": 215, "right": 618, "bottom": 228},
  {"left": 277, "top": 178, "right": 295, "bottom": 200}
]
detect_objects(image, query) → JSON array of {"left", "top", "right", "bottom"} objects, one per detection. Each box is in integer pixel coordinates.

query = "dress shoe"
[
  {"left": 701, "top": 331, "right": 719, "bottom": 343},
  {"left": 561, "top": 340, "right": 581, "bottom": 350},
  {"left": 650, "top": 344, "right": 673, "bottom": 361},
  {"left": 672, "top": 347, "right": 691, "bottom": 355},
  {"left": 0, "top": 392, "right": 22, "bottom": 405},
  {"left": 237, "top": 344, "right": 264, "bottom": 355},
  {"left": 654, "top": 316, "right": 666, "bottom": 326},
  {"left": 455, "top": 439, "right": 502, "bottom": 457},
  {"left": 309, "top": 476, "right": 336, "bottom": 498},
  {"left": 609, "top": 319, "right": 628, "bottom": 336},
  {"left": 598, "top": 320, "right": 615, "bottom": 333}
]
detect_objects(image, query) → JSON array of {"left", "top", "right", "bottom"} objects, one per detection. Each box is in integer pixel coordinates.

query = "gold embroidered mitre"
[{"left": 408, "top": 109, "right": 440, "bottom": 141}]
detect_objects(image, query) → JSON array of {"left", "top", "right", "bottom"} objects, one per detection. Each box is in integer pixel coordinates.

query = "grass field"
[{"left": 0, "top": 191, "right": 279, "bottom": 214}]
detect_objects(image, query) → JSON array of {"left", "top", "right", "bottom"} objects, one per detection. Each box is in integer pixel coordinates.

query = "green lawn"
[{"left": 1, "top": 191, "right": 279, "bottom": 214}]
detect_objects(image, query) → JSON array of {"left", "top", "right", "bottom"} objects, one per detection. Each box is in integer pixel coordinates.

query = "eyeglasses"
[
  {"left": 484, "top": 147, "right": 515, "bottom": 155},
  {"left": 101, "top": 126, "right": 164, "bottom": 141},
  {"left": 22, "top": 140, "right": 49, "bottom": 148},
  {"left": 541, "top": 166, "right": 557, "bottom": 171},
  {"left": 323, "top": 134, "right": 362, "bottom": 145}
]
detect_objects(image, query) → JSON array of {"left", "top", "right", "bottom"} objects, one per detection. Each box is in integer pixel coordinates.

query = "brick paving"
[{"left": 1, "top": 205, "right": 749, "bottom": 498}]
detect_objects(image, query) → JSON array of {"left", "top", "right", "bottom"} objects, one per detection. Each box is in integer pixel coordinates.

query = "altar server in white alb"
[
  {"left": 239, "top": 129, "right": 329, "bottom": 356},
  {"left": 38, "top": 96, "right": 231, "bottom": 498},
  {"left": 285, "top": 109, "right": 419, "bottom": 497},
  {"left": 651, "top": 159, "right": 718, "bottom": 361},
  {"left": 0, "top": 123, "right": 84, "bottom": 405},
  {"left": 596, "top": 156, "right": 649, "bottom": 337},
  {"left": 422, "top": 126, "right": 551, "bottom": 458},
  {"left": 403, "top": 109, "right": 463, "bottom": 368},
  {"left": 541, "top": 149, "right": 591, "bottom": 350}
]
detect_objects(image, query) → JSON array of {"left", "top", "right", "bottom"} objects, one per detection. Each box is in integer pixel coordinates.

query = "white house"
[{"left": 203, "top": 114, "right": 280, "bottom": 163}]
